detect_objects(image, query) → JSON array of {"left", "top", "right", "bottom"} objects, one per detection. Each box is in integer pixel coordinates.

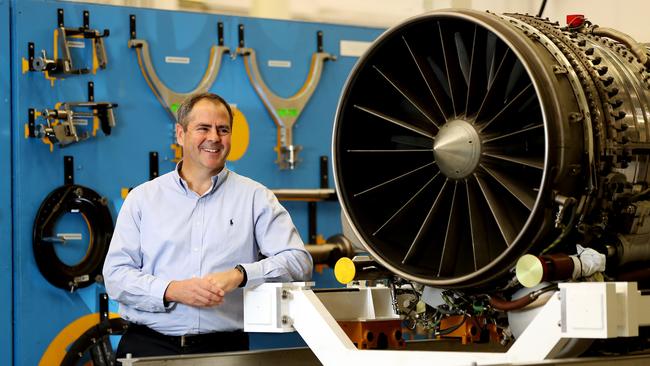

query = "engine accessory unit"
[
  {"left": 236, "top": 26, "right": 336, "bottom": 170},
  {"left": 33, "top": 184, "right": 113, "bottom": 291},
  {"left": 332, "top": 9, "right": 650, "bottom": 288}
]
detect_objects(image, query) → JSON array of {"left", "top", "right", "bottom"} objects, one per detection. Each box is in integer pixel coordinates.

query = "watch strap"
[{"left": 235, "top": 264, "right": 247, "bottom": 288}]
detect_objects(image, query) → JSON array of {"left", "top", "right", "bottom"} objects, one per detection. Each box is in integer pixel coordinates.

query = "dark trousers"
[{"left": 115, "top": 323, "right": 249, "bottom": 362}]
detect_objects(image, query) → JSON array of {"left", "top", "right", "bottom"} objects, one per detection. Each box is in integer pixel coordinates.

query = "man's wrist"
[
  {"left": 235, "top": 264, "right": 247, "bottom": 287},
  {"left": 164, "top": 280, "right": 177, "bottom": 304}
]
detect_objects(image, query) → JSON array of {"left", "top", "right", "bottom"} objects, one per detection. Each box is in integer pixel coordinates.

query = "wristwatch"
[{"left": 235, "top": 264, "right": 247, "bottom": 288}]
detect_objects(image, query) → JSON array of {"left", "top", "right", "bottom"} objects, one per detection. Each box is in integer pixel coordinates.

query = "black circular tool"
[
  {"left": 33, "top": 184, "right": 113, "bottom": 290},
  {"left": 60, "top": 317, "right": 128, "bottom": 366}
]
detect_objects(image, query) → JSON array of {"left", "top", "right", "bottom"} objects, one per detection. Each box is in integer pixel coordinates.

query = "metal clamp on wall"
[
  {"left": 128, "top": 15, "right": 230, "bottom": 119},
  {"left": 26, "top": 81, "right": 118, "bottom": 150},
  {"left": 33, "top": 156, "right": 114, "bottom": 292},
  {"left": 23, "top": 8, "right": 110, "bottom": 85},
  {"left": 236, "top": 25, "right": 336, "bottom": 170}
]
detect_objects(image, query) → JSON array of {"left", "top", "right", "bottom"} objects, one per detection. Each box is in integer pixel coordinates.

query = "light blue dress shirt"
[{"left": 103, "top": 164, "right": 313, "bottom": 335}]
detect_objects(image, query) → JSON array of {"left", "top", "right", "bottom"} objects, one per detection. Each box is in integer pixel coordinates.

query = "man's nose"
[{"left": 207, "top": 127, "right": 221, "bottom": 141}]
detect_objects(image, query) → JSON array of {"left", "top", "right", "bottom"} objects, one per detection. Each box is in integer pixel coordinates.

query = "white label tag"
[
  {"left": 66, "top": 41, "right": 86, "bottom": 49},
  {"left": 73, "top": 274, "right": 90, "bottom": 283},
  {"left": 165, "top": 56, "right": 191, "bottom": 64},
  {"left": 268, "top": 60, "right": 292, "bottom": 68},
  {"left": 340, "top": 40, "right": 372, "bottom": 57}
]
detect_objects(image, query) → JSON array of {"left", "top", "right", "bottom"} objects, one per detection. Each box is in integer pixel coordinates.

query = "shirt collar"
[{"left": 173, "top": 160, "right": 229, "bottom": 196}]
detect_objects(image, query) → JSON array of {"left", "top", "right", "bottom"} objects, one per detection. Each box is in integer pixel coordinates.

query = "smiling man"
[{"left": 103, "top": 92, "right": 312, "bottom": 359}]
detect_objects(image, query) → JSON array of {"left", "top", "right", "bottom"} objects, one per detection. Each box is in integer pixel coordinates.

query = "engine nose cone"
[{"left": 433, "top": 119, "right": 481, "bottom": 179}]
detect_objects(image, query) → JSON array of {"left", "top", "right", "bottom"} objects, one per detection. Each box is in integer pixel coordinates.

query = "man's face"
[{"left": 176, "top": 99, "right": 232, "bottom": 174}]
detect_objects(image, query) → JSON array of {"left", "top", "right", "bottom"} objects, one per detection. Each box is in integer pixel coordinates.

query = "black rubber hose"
[
  {"left": 490, "top": 294, "right": 536, "bottom": 311},
  {"left": 490, "top": 284, "right": 558, "bottom": 311}
]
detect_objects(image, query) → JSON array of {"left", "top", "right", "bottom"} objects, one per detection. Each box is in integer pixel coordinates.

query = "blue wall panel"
[
  {"left": 11, "top": 1, "right": 382, "bottom": 363},
  {"left": 1, "top": 0, "right": 13, "bottom": 364}
]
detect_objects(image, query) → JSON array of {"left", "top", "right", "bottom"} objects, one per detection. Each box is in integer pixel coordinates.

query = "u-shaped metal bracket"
[
  {"left": 237, "top": 26, "right": 336, "bottom": 169},
  {"left": 128, "top": 17, "right": 230, "bottom": 120}
]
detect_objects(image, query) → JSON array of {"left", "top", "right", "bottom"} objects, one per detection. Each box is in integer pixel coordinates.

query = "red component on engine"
[{"left": 566, "top": 14, "right": 585, "bottom": 28}]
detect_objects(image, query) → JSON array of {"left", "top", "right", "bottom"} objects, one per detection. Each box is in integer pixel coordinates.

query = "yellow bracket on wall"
[
  {"left": 20, "top": 31, "right": 60, "bottom": 87},
  {"left": 23, "top": 109, "right": 55, "bottom": 151},
  {"left": 236, "top": 25, "right": 336, "bottom": 170}
]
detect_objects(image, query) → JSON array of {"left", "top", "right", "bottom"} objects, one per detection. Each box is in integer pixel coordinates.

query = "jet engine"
[{"left": 333, "top": 9, "right": 650, "bottom": 291}]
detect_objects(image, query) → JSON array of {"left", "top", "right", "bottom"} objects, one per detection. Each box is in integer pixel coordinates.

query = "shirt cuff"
[
  {"left": 240, "top": 262, "right": 264, "bottom": 287},
  {"left": 152, "top": 278, "right": 173, "bottom": 311}
]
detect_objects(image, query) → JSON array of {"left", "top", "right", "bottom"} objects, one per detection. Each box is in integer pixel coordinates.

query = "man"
[{"left": 103, "top": 92, "right": 313, "bottom": 358}]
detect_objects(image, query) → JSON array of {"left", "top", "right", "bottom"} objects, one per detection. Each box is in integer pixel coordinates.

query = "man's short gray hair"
[{"left": 176, "top": 92, "right": 233, "bottom": 130}]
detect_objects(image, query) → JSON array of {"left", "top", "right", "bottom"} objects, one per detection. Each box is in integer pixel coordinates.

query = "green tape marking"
[{"left": 277, "top": 108, "right": 298, "bottom": 117}]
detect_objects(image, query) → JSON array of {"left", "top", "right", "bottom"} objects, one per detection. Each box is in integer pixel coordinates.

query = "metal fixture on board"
[
  {"left": 24, "top": 8, "right": 110, "bottom": 85},
  {"left": 26, "top": 82, "right": 118, "bottom": 149},
  {"left": 237, "top": 26, "right": 336, "bottom": 170}
]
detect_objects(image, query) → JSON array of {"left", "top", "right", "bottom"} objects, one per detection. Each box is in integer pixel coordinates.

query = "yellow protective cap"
[
  {"left": 334, "top": 257, "right": 356, "bottom": 284},
  {"left": 516, "top": 254, "right": 544, "bottom": 288}
]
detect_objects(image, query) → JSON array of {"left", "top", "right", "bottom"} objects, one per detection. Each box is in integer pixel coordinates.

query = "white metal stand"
[
  {"left": 243, "top": 281, "right": 650, "bottom": 366},
  {"left": 117, "top": 282, "right": 650, "bottom": 365}
]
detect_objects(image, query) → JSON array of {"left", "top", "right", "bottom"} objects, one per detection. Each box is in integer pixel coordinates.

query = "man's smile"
[{"left": 201, "top": 147, "right": 221, "bottom": 153}]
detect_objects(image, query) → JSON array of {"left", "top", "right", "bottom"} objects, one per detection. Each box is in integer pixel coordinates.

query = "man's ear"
[{"left": 175, "top": 123, "right": 184, "bottom": 147}]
